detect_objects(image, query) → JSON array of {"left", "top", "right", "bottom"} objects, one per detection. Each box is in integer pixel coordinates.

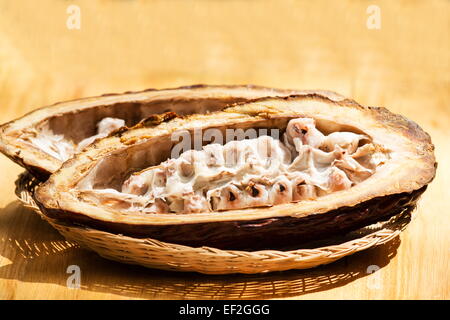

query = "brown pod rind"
[
  {"left": 34, "top": 94, "right": 436, "bottom": 250},
  {"left": 1, "top": 85, "right": 341, "bottom": 180}
]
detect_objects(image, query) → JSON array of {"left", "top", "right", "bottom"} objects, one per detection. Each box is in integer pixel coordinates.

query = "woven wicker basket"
[{"left": 15, "top": 172, "right": 414, "bottom": 275}]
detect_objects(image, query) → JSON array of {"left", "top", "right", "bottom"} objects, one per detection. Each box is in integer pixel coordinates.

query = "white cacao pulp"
[
  {"left": 115, "top": 118, "right": 381, "bottom": 213},
  {"left": 20, "top": 117, "right": 125, "bottom": 161}
]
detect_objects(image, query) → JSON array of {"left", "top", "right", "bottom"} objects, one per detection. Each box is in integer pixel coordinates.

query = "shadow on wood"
[{"left": 0, "top": 200, "right": 403, "bottom": 299}]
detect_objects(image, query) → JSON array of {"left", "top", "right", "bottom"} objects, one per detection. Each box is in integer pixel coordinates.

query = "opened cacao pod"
[
  {"left": 34, "top": 94, "right": 436, "bottom": 250},
  {"left": 1, "top": 85, "right": 332, "bottom": 180}
]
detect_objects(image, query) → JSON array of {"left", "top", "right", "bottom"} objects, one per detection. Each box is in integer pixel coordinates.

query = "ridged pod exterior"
[{"left": 34, "top": 94, "right": 436, "bottom": 250}]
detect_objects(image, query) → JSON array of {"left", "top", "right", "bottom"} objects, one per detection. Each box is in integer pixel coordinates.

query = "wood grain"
[{"left": 0, "top": 0, "right": 448, "bottom": 299}]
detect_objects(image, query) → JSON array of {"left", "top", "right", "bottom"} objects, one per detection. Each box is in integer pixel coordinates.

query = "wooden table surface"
[{"left": 0, "top": 0, "right": 448, "bottom": 300}]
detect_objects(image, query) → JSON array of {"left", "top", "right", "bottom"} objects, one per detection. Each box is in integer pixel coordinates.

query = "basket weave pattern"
[{"left": 15, "top": 173, "right": 413, "bottom": 274}]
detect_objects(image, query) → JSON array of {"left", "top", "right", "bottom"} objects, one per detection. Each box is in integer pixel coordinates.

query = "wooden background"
[{"left": 0, "top": 0, "right": 448, "bottom": 299}]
